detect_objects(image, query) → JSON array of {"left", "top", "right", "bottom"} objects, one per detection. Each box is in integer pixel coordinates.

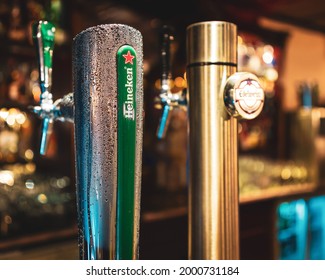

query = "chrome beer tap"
[
  {"left": 155, "top": 26, "right": 187, "bottom": 139},
  {"left": 156, "top": 21, "right": 265, "bottom": 260},
  {"left": 32, "top": 20, "right": 74, "bottom": 155},
  {"left": 32, "top": 20, "right": 144, "bottom": 260}
]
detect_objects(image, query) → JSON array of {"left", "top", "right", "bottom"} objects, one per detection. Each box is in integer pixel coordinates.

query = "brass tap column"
[{"left": 186, "top": 21, "right": 264, "bottom": 259}]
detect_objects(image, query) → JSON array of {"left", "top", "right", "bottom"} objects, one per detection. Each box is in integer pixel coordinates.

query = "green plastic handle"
[{"left": 32, "top": 20, "right": 56, "bottom": 93}]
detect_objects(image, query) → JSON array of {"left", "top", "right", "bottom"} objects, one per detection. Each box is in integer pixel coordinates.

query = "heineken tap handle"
[
  {"left": 32, "top": 20, "right": 56, "bottom": 155},
  {"left": 32, "top": 20, "right": 55, "bottom": 99},
  {"left": 156, "top": 26, "right": 181, "bottom": 139},
  {"left": 32, "top": 21, "right": 74, "bottom": 155}
]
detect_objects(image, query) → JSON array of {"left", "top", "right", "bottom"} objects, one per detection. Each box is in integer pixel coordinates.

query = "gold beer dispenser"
[
  {"left": 186, "top": 21, "right": 264, "bottom": 259},
  {"left": 156, "top": 21, "right": 265, "bottom": 259}
]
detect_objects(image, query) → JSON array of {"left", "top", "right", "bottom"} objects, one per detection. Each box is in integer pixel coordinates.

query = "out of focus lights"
[
  {"left": 262, "top": 52, "right": 273, "bottom": 64},
  {"left": 174, "top": 77, "right": 186, "bottom": 88},
  {"left": 0, "top": 109, "right": 8, "bottom": 120},
  {"left": 262, "top": 45, "right": 274, "bottom": 64},
  {"left": 25, "top": 179, "right": 35, "bottom": 189},
  {"left": 6, "top": 114, "right": 15, "bottom": 126},
  {"left": 154, "top": 79, "right": 161, "bottom": 90},
  {"left": 281, "top": 168, "right": 292, "bottom": 180},
  {"left": 16, "top": 113, "right": 26, "bottom": 125},
  {"left": 25, "top": 163, "right": 36, "bottom": 173},
  {"left": 32, "top": 86, "right": 41, "bottom": 102},
  {"left": 265, "top": 68, "right": 279, "bottom": 82},
  {"left": 24, "top": 149, "right": 34, "bottom": 160},
  {"left": 37, "top": 194, "right": 48, "bottom": 204},
  {"left": 57, "top": 176, "right": 70, "bottom": 188},
  {"left": 0, "top": 171, "right": 14, "bottom": 186}
]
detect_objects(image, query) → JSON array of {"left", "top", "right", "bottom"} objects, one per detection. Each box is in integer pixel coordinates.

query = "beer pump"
[
  {"left": 156, "top": 21, "right": 265, "bottom": 259},
  {"left": 32, "top": 21, "right": 144, "bottom": 260}
]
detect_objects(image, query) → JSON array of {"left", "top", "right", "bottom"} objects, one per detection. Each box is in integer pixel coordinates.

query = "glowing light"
[
  {"left": 296, "top": 200, "right": 307, "bottom": 219},
  {"left": 24, "top": 149, "right": 34, "bottom": 160},
  {"left": 262, "top": 45, "right": 274, "bottom": 64},
  {"left": 6, "top": 114, "right": 15, "bottom": 127},
  {"left": 0, "top": 171, "right": 14, "bottom": 186},
  {"left": 57, "top": 177, "right": 70, "bottom": 188},
  {"left": 32, "top": 86, "right": 41, "bottom": 102},
  {"left": 25, "top": 163, "right": 36, "bottom": 173},
  {"left": 8, "top": 108, "right": 18, "bottom": 114},
  {"left": 0, "top": 109, "right": 8, "bottom": 120},
  {"left": 16, "top": 113, "right": 26, "bottom": 125},
  {"left": 281, "top": 167, "right": 292, "bottom": 180},
  {"left": 263, "top": 52, "right": 273, "bottom": 64},
  {"left": 265, "top": 68, "right": 278, "bottom": 81},
  {"left": 25, "top": 179, "right": 35, "bottom": 189},
  {"left": 154, "top": 79, "right": 161, "bottom": 90},
  {"left": 37, "top": 194, "right": 48, "bottom": 204},
  {"left": 264, "top": 45, "right": 274, "bottom": 53},
  {"left": 174, "top": 77, "right": 186, "bottom": 88}
]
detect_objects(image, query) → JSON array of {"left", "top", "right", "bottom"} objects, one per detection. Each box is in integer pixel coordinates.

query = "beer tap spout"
[{"left": 155, "top": 25, "right": 187, "bottom": 139}]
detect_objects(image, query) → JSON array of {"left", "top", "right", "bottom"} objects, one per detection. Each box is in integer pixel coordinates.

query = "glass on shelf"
[{"left": 239, "top": 156, "right": 312, "bottom": 196}]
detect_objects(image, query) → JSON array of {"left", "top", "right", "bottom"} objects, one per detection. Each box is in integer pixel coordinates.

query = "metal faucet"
[
  {"left": 155, "top": 26, "right": 187, "bottom": 139},
  {"left": 32, "top": 21, "right": 74, "bottom": 155},
  {"left": 156, "top": 21, "right": 265, "bottom": 259},
  {"left": 32, "top": 20, "right": 144, "bottom": 260}
]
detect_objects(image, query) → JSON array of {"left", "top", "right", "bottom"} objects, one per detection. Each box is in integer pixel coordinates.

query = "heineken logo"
[
  {"left": 117, "top": 45, "right": 137, "bottom": 121},
  {"left": 123, "top": 51, "right": 135, "bottom": 64},
  {"left": 123, "top": 67, "right": 135, "bottom": 120},
  {"left": 235, "top": 79, "right": 264, "bottom": 114}
]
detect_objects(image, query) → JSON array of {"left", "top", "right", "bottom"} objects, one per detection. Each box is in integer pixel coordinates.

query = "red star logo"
[{"left": 123, "top": 51, "right": 135, "bottom": 64}]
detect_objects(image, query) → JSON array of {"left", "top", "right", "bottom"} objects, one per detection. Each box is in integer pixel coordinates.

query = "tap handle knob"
[
  {"left": 32, "top": 20, "right": 56, "bottom": 96},
  {"left": 224, "top": 72, "right": 265, "bottom": 120},
  {"left": 160, "top": 25, "right": 174, "bottom": 92}
]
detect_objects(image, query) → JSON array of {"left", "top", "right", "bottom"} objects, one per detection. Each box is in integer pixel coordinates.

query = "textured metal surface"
[
  {"left": 187, "top": 21, "right": 237, "bottom": 65},
  {"left": 186, "top": 21, "right": 239, "bottom": 260},
  {"left": 73, "top": 24, "right": 143, "bottom": 260}
]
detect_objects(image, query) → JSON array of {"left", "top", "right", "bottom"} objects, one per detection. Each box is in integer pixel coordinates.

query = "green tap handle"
[{"left": 32, "top": 20, "right": 56, "bottom": 95}]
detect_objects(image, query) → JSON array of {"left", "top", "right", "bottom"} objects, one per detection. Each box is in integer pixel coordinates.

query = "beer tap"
[
  {"left": 32, "top": 20, "right": 74, "bottom": 155},
  {"left": 31, "top": 20, "right": 144, "bottom": 260},
  {"left": 155, "top": 26, "right": 186, "bottom": 139},
  {"left": 155, "top": 21, "right": 265, "bottom": 259}
]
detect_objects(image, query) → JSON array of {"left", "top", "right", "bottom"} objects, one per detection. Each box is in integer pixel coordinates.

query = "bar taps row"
[
  {"left": 31, "top": 19, "right": 265, "bottom": 260},
  {"left": 155, "top": 26, "right": 264, "bottom": 140}
]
